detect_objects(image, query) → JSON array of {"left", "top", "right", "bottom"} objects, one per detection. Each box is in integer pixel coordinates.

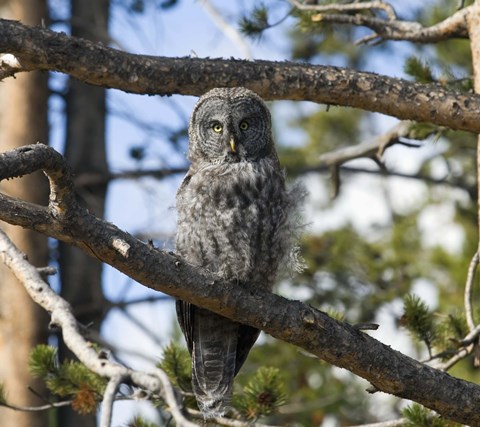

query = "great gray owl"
[{"left": 176, "top": 87, "right": 302, "bottom": 418}]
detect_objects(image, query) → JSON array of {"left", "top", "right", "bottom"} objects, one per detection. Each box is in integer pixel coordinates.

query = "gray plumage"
[{"left": 175, "top": 87, "right": 302, "bottom": 418}]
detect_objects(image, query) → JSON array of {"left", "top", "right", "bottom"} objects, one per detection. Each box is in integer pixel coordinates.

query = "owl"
[{"left": 176, "top": 87, "right": 302, "bottom": 418}]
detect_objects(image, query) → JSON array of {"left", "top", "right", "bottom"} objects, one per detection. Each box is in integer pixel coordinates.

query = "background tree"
[
  {"left": 56, "top": 0, "right": 110, "bottom": 425},
  {"left": 0, "top": 2, "right": 49, "bottom": 427}
]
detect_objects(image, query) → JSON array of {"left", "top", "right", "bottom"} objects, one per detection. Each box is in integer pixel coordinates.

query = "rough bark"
[
  {"left": 0, "top": 3, "right": 49, "bottom": 427},
  {"left": 0, "top": 144, "right": 480, "bottom": 426},
  {"left": 57, "top": 2, "right": 110, "bottom": 426},
  {"left": 0, "top": 19, "right": 480, "bottom": 134}
]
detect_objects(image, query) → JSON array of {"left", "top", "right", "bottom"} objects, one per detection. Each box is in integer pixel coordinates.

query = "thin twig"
[
  {"left": 153, "top": 369, "right": 197, "bottom": 427},
  {"left": 100, "top": 376, "right": 124, "bottom": 427},
  {"left": 0, "top": 400, "right": 72, "bottom": 412},
  {"left": 434, "top": 347, "right": 472, "bottom": 371},
  {"left": 464, "top": 252, "right": 479, "bottom": 332},
  {"left": 431, "top": 324, "right": 480, "bottom": 371}
]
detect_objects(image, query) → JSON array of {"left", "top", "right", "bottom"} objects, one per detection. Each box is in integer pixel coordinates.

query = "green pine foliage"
[
  {"left": 239, "top": 5, "right": 270, "bottom": 39},
  {"left": 296, "top": 214, "right": 426, "bottom": 322},
  {"left": 402, "top": 294, "right": 437, "bottom": 354},
  {"left": 156, "top": 342, "right": 192, "bottom": 393},
  {"left": 434, "top": 312, "right": 469, "bottom": 360},
  {"left": 158, "top": 341, "right": 289, "bottom": 421},
  {"left": 244, "top": 339, "right": 368, "bottom": 425},
  {"left": 126, "top": 415, "right": 159, "bottom": 427},
  {"left": 404, "top": 56, "right": 435, "bottom": 84},
  {"left": 29, "top": 344, "right": 57, "bottom": 377},
  {"left": 406, "top": 122, "right": 442, "bottom": 141},
  {"left": 156, "top": 342, "right": 198, "bottom": 411},
  {"left": 234, "top": 367, "right": 287, "bottom": 421},
  {"left": 403, "top": 403, "right": 459, "bottom": 427},
  {"left": 401, "top": 297, "right": 469, "bottom": 361},
  {"left": 29, "top": 344, "right": 107, "bottom": 415}
]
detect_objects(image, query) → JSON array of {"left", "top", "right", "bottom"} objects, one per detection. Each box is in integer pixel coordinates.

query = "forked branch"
[{"left": 290, "top": 1, "right": 470, "bottom": 44}]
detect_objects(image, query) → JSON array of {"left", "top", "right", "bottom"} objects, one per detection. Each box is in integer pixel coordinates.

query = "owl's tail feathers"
[{"left": 191, "top": 308, "right": 239, "bottom": 418}]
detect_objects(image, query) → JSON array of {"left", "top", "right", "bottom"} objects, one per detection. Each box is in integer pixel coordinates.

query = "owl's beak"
[{"left": 229, "top": 137, "right": 236, "bottom": 153}]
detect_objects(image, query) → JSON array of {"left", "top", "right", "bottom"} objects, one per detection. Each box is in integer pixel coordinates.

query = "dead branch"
[
  {"left": 317, "top": 122, "right": 414, "bottom": 167},
  {"left": 291, "top": 1, "right": 470, "bottom": 44}
]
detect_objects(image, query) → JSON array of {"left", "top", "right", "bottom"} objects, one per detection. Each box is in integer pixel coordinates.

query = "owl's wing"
[
  {"left": 175, "top": 299, "right": 194, "bottom": 353},
  {"left": 176, "top": 167, "right": 197, "bottom": 197},
  {"left": 235, "top": 324, "right": 261, "bottom": 375}
]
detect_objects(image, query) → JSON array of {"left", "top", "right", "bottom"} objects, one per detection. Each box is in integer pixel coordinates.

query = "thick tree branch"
[
  {"left": 0, "top": 19, "right": 480, "bottom": 133},
  {"left": 1, "top": 145, "right": 480, "bottom": 425}
]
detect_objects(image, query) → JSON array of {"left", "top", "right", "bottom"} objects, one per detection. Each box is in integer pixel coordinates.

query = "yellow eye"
[
  {"left": 239, "top": 121, "right": 249, "bottom": 130},
  {"left": 212, "top": 123, "right": 223, "bottom": 133}
]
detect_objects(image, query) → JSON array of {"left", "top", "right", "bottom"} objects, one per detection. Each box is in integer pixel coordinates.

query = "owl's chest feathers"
[
  {"left": 185, "top": 159, "right": 283, "bottom": 211},
  {"left": 177, "top": 159, "right": 288, "bottom": 285}
]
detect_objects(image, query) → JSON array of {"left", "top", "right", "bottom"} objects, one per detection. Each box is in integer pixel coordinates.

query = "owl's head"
[{"left": 188, "top": 87, "right": 274, "bottom": 164}]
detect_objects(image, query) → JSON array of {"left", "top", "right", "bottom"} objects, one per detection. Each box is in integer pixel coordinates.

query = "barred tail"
[{"left": 191, "top": 308, "right": 239, "bottom": 418}]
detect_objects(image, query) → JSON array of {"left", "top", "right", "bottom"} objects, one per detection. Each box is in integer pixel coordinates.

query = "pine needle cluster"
[
  {"left": 404, "top": 56, "right": 435, "bottom": 84},
  {"left": 239, "top": 5, "right": 270, "bottom": 40},
  {"left": 156, "top": 342, "right": 192, "bottom": 393},
  {"left": 403, "top": 403, "right": 459, "bottom": 427},
  {"left": 28, "top": 344, "right": 107, "bottom": 415},
  {"left": 401, "top": 294, "right": 468, "bottom": 359},
  {"left": 234, "top": 366, "right": 288, "bottom": 421},
  {"left": 126, "top": 415, "right": 159, "bottom": 427}
]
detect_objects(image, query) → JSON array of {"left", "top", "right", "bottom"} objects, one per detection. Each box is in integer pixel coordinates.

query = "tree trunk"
[
  {"left": 0, "top": 1, "right": 50, "bottom": 427},
  {"left": 57, "top": 0, "right": 110, "bottom": 426}
]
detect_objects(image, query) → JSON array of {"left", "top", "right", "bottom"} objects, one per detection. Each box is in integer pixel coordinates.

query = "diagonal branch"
[
  {"left": 1, "top": 145, "right": 480, "bottom": 425},
  {"left": 1, "top": 19, "right": 480, "bottom": 133}
]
